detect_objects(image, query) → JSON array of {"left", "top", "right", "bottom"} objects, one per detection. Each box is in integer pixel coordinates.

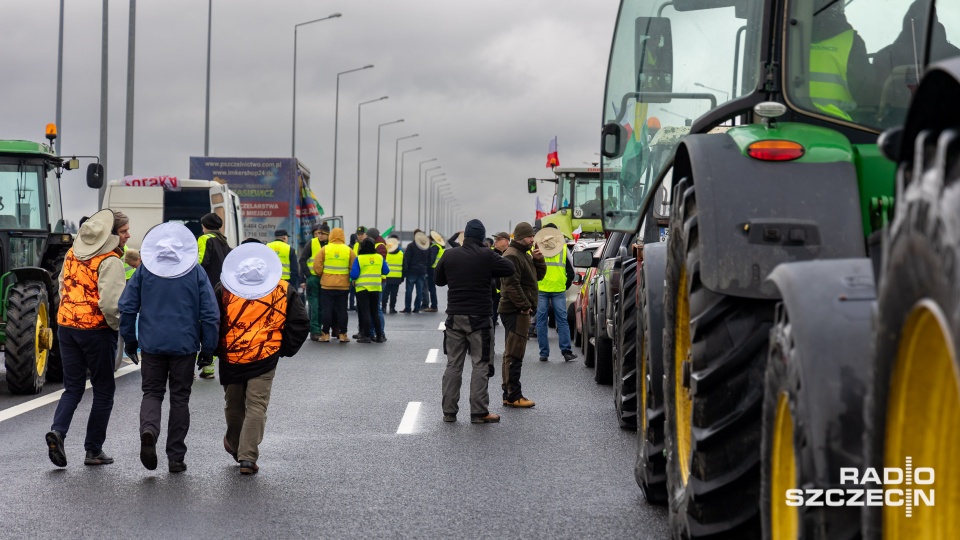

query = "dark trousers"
[
  {"left": 382, "top": 282, "right": 401, "bottom": 312},
  {"left": 321, "top": 288, "right": 349, "bottom": 335},
  {"left": 404, "top": 274, "right": 426, "bottom": 312},
  {"left": 51, "top": 326, "right": 118, "bottom": 453},
  {"left": 424, "top": 271, "right": 438, "bottom": 309},
  {"left": 357, "top": 290, "right": 383, "bottom": 339},
  {"left": 139, "top": 352, "right": 195, "bottom": 462},
  {"left": 348, "top": 283, "right": 356, "bottom": 310},
  {"left": 306, "top": 274, "right": 322, "bottom": 334},
  {"left": 500, "top": 311, "right": 530, "bottom": 401},
  {"left": 442, "top": 315, "right": 493, "bottom": 417}
]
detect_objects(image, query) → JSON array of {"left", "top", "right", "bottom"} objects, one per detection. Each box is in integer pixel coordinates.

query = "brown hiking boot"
[
  {"left": 318, "top": 332, "right": 330, "bottom": 342},
  {"left": 471, "top": 413, "right": 501, "bottom": 424},
  {"left": 504, "top": 397, "right": 536, "bottom": 408},
  {"left": 338, "top": 333, "right": 351, "bottom": 343}
]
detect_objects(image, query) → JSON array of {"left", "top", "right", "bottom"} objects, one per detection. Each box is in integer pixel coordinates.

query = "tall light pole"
[
  {"left": 123, "top": 0, "right": 136, "bottom": 175},
  {"left": 694, "top": 81, "right": 729, "bottom": 101},
  {"left": 392, "top": 134, "right": 418, "bottom": 228},
  {"left": 427, "top": 173, "right": 446, "bottom": 231},
  {"left": 332, "top": 64, "right": 373, "bottom": 216},
  {"left": 433, "top": 181, "right": 450, "bottom": 232},
  {"left": 356, "top": 96, "right": 388, "bottom": 227},
  {"left": 419, "top": 163, "right": 440, "bottom": 229},
  {"left": 375, "top": 119, "right": 403, "bottom": 227},
  {"left": 291, "top": 12, "right": 342, "bottom": 157},
  {"left": 98, "top": 0, "right": 108, "bottom": 205},
  {"left": 55, "top": 0, "right": 64, "bottom": 155},
  {"left": 400, "top": 148, "right": 422, "bottom": 232},
  {"left": 203, "top": 0, "right": 213, "bottom": 156}
]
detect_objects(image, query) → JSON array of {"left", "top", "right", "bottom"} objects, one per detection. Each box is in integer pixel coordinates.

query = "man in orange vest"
[
  {"left": 215, "top": 242, "right": 309, "bottom": 474},
  {"left": 46, "top": 209, "right": 126, "bottom": 468}
]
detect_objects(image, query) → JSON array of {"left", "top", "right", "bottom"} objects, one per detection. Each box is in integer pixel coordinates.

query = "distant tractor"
[
  {"left": 528, "top": 166, "right": 615, "bottom": 239},
  {"left": 0, "top": 125, "right": 103, "bottom": 394}
]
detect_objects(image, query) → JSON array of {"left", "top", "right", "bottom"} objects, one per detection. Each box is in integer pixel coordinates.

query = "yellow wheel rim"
[
  {"left": 640, "top": 329, "right": 648, "bottom": 430},
  {"left": 771, "top": 392, "right": 799, "bottom": 539},
  {"left": 35, "top": 301, "right": 49, "bottom": 377},
  {"left": 675, "top": 267, "right": 693, "bottom": 484},
  {"left": 885, "top": 300, "right": 959, "bottom": 538}
]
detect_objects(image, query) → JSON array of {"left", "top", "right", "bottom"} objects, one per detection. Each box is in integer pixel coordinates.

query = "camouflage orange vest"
[
  {"left": 57, "top": 249, "right": 120, "bottom": 329},
  {"left": 220, "top": 281, "right": 289, "bottom": 364}
]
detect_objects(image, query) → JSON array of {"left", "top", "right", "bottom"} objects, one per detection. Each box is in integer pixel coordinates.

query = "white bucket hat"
[
  {"left": 73, "top": 209, "right": 119, "bottom": 258},
  {"left": 534, "top": 227, "right": 566, "bottom": 258},
  {"left": 220, "top": 243, "right": 283, "bottom": 300},
  {"left": 141, "top": 222, "right": 199, "bottom": 279}
]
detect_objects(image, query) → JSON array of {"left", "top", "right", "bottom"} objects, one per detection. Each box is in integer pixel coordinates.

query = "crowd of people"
[{"left": 44, "top": 210, "right": 578, "bottom": 474}]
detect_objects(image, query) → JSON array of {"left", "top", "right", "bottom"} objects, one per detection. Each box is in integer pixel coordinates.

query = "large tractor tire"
[
  {"left": 4, "top": 281, "right": 53, "bottom": 394},
  {"left": 45, "top": 251, "right": 66, "bottom": 382},
  {"left": 864, "top": 128, "right": 960, "bottom": 539},
  {"left": 636, "top": 242, "right": 668, "bottom": 505},
  {"left": 614, "top": 257, "right": 639, "bottom": 429},
  {"left": 662, "top": 176, "right": 773, "bottom": 538}
]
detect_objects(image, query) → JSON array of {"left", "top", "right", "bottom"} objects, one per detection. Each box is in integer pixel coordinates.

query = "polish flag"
[
  {"left": 546, "top": 136, "right": 559, "bottom": 168},
  {"left": 572, "top": 224, "right": 582, "bottom": 241},
  {"left": 535, "top": 197, "right": 546, "bottom": 220}
]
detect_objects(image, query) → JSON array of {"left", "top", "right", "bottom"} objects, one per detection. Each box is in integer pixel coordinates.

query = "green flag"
[{"left": 382, "top": 225, "right": 394, "bottom": 237}]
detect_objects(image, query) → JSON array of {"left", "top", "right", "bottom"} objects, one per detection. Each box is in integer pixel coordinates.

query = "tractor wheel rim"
[
  {"left": 771, "top": 391, "right": 799, "bottom": 539},
  {"left": 640, "top": 332, "right": 648, "bottom": 430},
  {"left": 885, "top": 299, "right": 959, "bottom": 538},
  {"left": 675, "top": 267, "right": 693, "bottom": 485},
  {"left": 35, "top": 301, "right": 49, "bottom": 376}
]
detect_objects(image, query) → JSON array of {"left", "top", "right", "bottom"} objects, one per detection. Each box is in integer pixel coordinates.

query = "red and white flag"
[
  {"left": 572, "top": 224, "right": 583, "bottom": 241},
  {"left": 535, "top": 197, "right": 546, "bottom": 220},
  {"left": 546, "top": 136, "right": 559, "bottom": 168}
]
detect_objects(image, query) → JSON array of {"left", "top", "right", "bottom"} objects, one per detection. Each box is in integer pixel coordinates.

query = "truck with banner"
[{"left": 188, "top": 157, "right": 325, "bottom": 248}]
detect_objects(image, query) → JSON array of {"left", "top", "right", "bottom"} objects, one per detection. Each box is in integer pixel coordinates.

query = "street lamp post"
[
  {"left": 427, "top": 173, "right": 446, "bottom": 231},
  {"left": 332, "top": 64, "right": 373, "bottom": 216},
  {"left": 375, "top": 119, "right": 404, "bottom": 227},
  {"left": 392, "top": 134, "right": 419, "bottom": 228},
  {"left": 400, "top": 148, "right": 422, "bottom": 233},
  {"left": 416, "top": 159, "right": 437, "bottom": 227},
  {"left": 433, "top": 182, "right": 450, "bottom": 232},
  {"left": 693, "top": 82, "right": 729, "bottom": 101},
  {"left": 356, "top": 96, "right": 388, "bottom": 227},
  {"left": 291, "top": 12, "right": 341, "bottom": 157},
  {"left": 421, "top": 165, "right": 441, "bottom": 229}
]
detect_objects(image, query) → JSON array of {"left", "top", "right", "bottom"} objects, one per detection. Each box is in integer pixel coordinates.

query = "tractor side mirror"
[
  {"left": 527, "top": 178, "right": 537, "bottom": 193},
  {"left": 86, "top": 163, "right": 104, "bottom": 189},
  {"left": 573, "top": 250, "right": 598, "bottom": 268},
  {"left": 601, "top": 122, "right": 627, "bottom": 159}
]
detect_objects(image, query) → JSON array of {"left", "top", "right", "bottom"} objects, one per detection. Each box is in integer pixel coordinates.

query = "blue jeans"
[
  {"left": 51, "top": 326, "right": 119, "bottom": 452},
  {"left": 404, "top": 275, "right": 426, "bottom": 312},
  {"left": 536, "top": 291, "right": 572, "bottom": 358}
]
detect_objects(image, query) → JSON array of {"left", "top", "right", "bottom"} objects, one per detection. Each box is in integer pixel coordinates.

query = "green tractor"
[
  {"left": 598, "top": 0, "right": 958, "bottom": 537},
  {"left": 1, "top": 125, "right": 103, "bottom": 394}
]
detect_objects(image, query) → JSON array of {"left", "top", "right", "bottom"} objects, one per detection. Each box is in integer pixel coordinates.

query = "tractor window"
[
  {"left": 601, "top": 0, "right": 766, "bottom": 232},
  {"left": 46, "top": 166, "right": 64, "bottom": 232},
  {"left": 0, "top": 163, "right": 48, "bottom": 231},
  {"left": 786, "top": 0, "right": 936, "bottom": 130},
  {"left": 558, "top": 177, "right": 572, "bottom": 209}
]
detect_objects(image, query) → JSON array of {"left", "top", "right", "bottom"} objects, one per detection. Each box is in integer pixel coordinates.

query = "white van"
[{"left": 102, "top": 177, "right": 244, "bottom": 248}]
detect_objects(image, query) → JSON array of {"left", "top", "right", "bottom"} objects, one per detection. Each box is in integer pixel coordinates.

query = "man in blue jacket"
[{"left": 119, "top": 222, "right": 219, "bottom": 473}]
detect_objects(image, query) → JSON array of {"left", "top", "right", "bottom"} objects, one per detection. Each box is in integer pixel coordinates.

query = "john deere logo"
[{"left": 785, "top": 457, "right": 934, "bottom": 517}]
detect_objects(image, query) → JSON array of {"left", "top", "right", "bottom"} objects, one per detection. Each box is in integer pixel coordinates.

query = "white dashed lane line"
[
  {"left": 396, "top": 401, "right": 421, "bottom": 434},
  {"left": 425, "top": 349, "right": 439, "bottom": 363},
  {"left": 438, "top": 322, "right": 445, "bottom": 331},
  {"left": 0, "top": 363, "right": 141, "bottom": 423}
]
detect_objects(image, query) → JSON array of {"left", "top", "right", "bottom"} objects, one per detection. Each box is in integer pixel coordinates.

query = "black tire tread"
[
  {"left": 615, "top": 257, "right": 639, "bottom": 429},
  {"left": 4, "top": 282, "right": 50, "bottom": 394},
  {"left": 636, "top": 249, "right": 668, "bottom": 505}
]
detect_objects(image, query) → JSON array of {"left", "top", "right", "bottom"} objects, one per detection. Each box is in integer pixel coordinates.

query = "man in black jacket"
[
  {"left": 435, "top": 219, "right": 515, "bottom": 424},
  {"left": 401, "top": 229, "right": 430, "bottom": 313}
]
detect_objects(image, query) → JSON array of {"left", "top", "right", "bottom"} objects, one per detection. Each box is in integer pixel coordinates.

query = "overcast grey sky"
[{"left": 2, "top": 0, "right": 618, "bottom": 236}]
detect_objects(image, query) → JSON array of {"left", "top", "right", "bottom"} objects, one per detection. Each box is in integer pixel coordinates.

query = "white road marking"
[
  {"left": 396, "top": 401, "right": 421, "bottom": 434},
  {"left": 0, "top": 363, "right": 141, "bottom": 423},
  {"left": 425, "top": 349, "right": 439, "bottom": 363},
  {"left": 438, "top": 322, "right": 445, "bottom": 331}
]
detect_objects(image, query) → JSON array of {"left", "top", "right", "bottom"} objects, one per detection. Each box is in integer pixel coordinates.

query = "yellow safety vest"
[
  {"left": 352, "top": 242, "right": 361, "bottom": 255},
  {"left": 307, "top": 238, "right": 322, "bottom": 276},
  {"left": 386, "top": 250, "right": 404, "bottom": 279},
  {"left": 809, "top": 29, "right": 855, "bottom": 120},
  {"left": 267, "top": 240, "right": 292, "bottom": 280},
  {"left": 539, "top": 247, "right": 567, "bottom": 293},
  {"left": 197, "top": 232, "right": 217, "bottom": 263},
  {"left": 322, "top": 244, "right": 351, "bottom": 275},
  {"left": 122, "top": 245, "right": 135, "bottom": 280},
  {"left": 431, "top": 244, "right": 445, "bottom": 269},
  {"left": 355, "top": 254, "right": 384, "bottom": 292}
]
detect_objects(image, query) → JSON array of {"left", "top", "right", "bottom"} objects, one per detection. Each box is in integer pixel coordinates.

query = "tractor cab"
[
  {"left": 532, "top": 167, "right": 617, "bottom": 239},
  {"left": 0, "top": 126, "right": 103, "bottom": 394}
]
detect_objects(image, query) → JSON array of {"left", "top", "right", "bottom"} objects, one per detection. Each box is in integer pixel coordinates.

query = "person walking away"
[
  {"left": 350, "top": 238, "right": 389, "bottom": 343},
  {"left": 348, "top": 226, "right": 368, "bottom": 311},
  {"left": 355, "top": 227, "right": 388, "bottom": 339},
  {"left": 267, "top": 229, "right": 299, "bottom": 290},
  {"left": 123, "top": 247, "right": 141, "bottom": 280},
  {"left": 216, "top": 242, "right": 309, "bottom": 474},
  {"left": 498, "top": 222, "right": 545, "bottom": 408},
  {"left": 119, "top": 223, "right": 219, "bottom": 473},
  {"left": 435, "top": 219, "right": 515, "bottom": 424},
  {"left": 401, "top": 230, "right": 430, "bottom": 313},
  {"left": 423, "top": 231, "right": 446, "bottom": 312},
  {"left": 534, "top": 225, "right": 577, "bottom": 362},
  {"left": 313, "top": 227, "right": 355, "bottom": 342},
  {"left": 197, "top": 212, "right": 232, "bottom": 379},
  {"left": 46, "top": 209, "right": 125, "bottom": 468},
  {"left": 298, "top": 223, "right": 329, "bottom": 341},
  {"left": 382, "top": 236, "right": 404, "bottom": 314}
]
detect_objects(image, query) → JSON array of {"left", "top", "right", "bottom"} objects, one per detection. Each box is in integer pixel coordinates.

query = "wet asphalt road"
[{"left": 0, "top": 289, "right": 667, "bottom": 539}]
